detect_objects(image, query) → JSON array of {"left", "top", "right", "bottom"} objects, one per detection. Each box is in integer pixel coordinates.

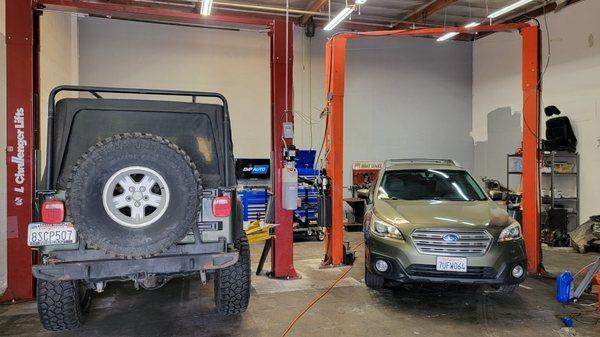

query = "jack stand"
[
  {"left": 343, "top": 242, "right": 356, "bottom": 266},
  {"left": 256, "top": 238, "right": 272, "bottom": 276}
]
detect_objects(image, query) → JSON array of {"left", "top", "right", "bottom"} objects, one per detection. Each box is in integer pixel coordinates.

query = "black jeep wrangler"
[{"left": 28, "top": 86, "right": 250, "bottom": 331}]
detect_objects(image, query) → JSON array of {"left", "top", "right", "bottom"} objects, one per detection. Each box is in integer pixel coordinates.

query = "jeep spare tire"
[{"left": 66, "top": 133, "right": 201, "bottom": 258}]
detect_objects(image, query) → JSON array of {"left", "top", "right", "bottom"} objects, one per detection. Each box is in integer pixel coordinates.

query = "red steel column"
[
  {"left": 520, "top": 26, "right": 541, "bottom": 274},
  {"left": 269, "top": 20, "right": 297, "bottom": 278},
  {"left": 2, "top": 0, "right": 38, "bottom": 301}
]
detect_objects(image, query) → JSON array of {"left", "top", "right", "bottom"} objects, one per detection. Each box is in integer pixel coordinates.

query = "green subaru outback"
[{"left": 363, "top": 159, "right": 526, "bottom": 293}]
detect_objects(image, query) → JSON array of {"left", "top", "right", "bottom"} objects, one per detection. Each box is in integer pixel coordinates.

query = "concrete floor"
[{"left": 1, "top": 231, "right": 599, "bottom": 337}]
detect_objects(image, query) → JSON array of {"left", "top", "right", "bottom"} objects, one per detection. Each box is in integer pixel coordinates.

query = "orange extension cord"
[
  {"left": 280, "top": 241, "right": 365, "bottom": 337},
  {"left": 574, "top": 261, "right": 597, "bottom": 278}
]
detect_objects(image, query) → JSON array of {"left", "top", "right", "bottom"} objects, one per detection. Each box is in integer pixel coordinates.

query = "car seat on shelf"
[{"left": 542, "top": 105, "right": 577, "bottom": 153}]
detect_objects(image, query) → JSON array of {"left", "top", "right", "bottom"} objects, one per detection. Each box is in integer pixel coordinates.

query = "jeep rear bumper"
[{"left": 33, "top": 252, "right": 239, "bottom": 282}]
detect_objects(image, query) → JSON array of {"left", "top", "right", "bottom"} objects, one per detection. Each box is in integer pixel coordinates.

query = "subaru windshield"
[{"left": 378, "top": 169, "right": 487, "bottom": 201}]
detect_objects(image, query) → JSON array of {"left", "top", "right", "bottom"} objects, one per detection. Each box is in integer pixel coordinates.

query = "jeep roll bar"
[{"left": 45, "top": 85, "right": 232, "bottom": 191}]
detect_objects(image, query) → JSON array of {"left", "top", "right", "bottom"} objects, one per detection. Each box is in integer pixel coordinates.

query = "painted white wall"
[
  {"left": 292, "top": 28, "right": 326, "bottom": 154},
  {"left": 295, "top": 31, "right": 474, "bottom": 187},
  {"left": 297, "top": 32, "right": 475, "bottom": 185},
  {"left": 78, "top": 17, "right": 272, "bottom": 159},
  {"left": 343, "top": 36, "right": 474, "bottom": 185},
  {"left": 40, "top": 12, "right": 80, "bottom": 173},
  {"left": 473, "top": 0, "right": 600, "bottom": 221}
]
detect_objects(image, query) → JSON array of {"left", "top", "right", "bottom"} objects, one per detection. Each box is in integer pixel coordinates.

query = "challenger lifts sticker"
[{"left": 11, "top": 107, "right": 26, "bottom": 206}]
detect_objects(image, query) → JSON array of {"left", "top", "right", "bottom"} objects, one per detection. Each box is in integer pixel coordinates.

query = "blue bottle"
[{"left": 556, "top": 271, "right": 573, "bottom": 303}]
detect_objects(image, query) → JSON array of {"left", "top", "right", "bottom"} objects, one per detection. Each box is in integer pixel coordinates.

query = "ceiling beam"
[
  {"left": 300, "top": 0, "right": 328, "bottom": 25},
  {"left": 393, "top": 0, "right": 458, "bottom": 29},
  {"left": 501, "top": 0, "right": 583, "bottom": 23},
  {"left": 475, "top": 0, "right": 584, "bottom": 40}
]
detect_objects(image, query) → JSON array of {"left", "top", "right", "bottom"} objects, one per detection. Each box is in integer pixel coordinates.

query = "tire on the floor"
[
  {"left": 37, "top": 279, "right": 92, "bottom": 331},
  {"left": 214, "top": 235, "right": 251, "bottom": 315},
  {"left": 365, "top": 266, "right": 385, "bottom": 289},
  {"left": 66, "top": 133, "right": 202, "bottom": 258}
]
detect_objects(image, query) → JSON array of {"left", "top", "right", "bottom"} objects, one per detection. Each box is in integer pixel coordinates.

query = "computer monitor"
[{"left": 235, "top": 158, "right": 271, "bottom": 180}]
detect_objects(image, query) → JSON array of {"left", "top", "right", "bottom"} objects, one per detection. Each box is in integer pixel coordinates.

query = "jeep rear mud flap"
[{"left": 33, "top": 252, "right": 239, "bottom": 281}]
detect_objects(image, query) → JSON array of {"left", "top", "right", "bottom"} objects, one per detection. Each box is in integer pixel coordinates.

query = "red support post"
[
  {"left": 2, "top": 0, "right": 38, "bottom": 302},
  {"left": 521, "top": 26, "right": 542, "bottom": 274},
  {"left": 269, "top": 20, "right": 297, "bottom": 278}
]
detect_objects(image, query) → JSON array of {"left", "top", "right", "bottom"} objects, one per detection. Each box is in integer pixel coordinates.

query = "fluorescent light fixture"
[
  {"left": 488, "top": 0, "right": 534, "bottom": 19},
  {"left": 201, "top": 0, "right": 213, "bottom": 16},
  {"left": 436, "top": 32, "right": 459, "bottom": 42},
  {"left": 464, "top": 22, "right": 480, "bottom": 28},
  {"left": 438, "top": 21, "right": 481, "bottom": 42},
  {"left": 355, "top": 0, "right": 368, "bottom": 4},
  {"left": 324, "top": 6, "right": 355, "bottom": 31}
]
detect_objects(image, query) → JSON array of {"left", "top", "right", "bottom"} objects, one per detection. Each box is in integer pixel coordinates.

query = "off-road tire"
[
  {"left": 365, "top": 266, "right": 384, "bottom": 289},
  {"left": 37, "top": 279, "right": 91, "bottom": 331},
  {"left": 214, "top": 235, "right": 251, "bottom": 315},
  {"left": 66, "top": 133, "right": 202, "bottom": 258}
]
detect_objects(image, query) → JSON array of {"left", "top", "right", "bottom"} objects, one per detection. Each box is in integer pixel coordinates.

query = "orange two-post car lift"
[{"left": 321, "top": 23, "right": 543, "bottom": 276}]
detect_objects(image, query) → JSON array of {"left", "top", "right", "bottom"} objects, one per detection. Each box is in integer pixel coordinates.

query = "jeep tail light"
[
  {"left": 41, "top": 200, "right": 65, "bottom": 224},
  {"left": 212, "top": 196, "right": 231, "bottom": 217}
]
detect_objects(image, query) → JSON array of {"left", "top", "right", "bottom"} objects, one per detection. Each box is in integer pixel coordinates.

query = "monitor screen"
[{"left": 235, "top": 158, "right": 271, "bottom": 180}]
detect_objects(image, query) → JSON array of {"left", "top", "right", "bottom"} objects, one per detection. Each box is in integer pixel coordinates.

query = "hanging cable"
[
  {"left": 309, "top": 36, "right": 314, "bottom": 150},
  {"left": 285, "top": 0, "right": 290, "bottom": 122},
  {"left": 281, "top": 0, "right": 290, "bottom": 153}
]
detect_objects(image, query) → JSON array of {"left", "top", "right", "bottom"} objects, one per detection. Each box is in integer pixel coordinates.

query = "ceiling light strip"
[
  {"left": 323, "top": 6, "right": 355, "bottom": 31},
  {"left": 488, "top": 0, "right": 534, "bottom": 19},
  {"left": 201, "top": 0, "right": 214, "bottom": 16}
]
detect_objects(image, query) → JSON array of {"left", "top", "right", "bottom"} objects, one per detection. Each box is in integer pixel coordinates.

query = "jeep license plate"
[
  {"left": 28, "top": 223, "right": 77, "bottom": 246},
  {"left": 436, "top": 256, "right": 467, "bottom": 272}
]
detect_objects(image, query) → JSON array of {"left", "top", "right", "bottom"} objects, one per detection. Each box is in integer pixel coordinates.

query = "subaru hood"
[{"left": 373, "top": 198, "right": 510, "bottom": 231}]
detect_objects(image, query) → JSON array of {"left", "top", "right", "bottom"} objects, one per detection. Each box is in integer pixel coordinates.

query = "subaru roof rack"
[{"left": 384, "top": 158, "right": 460, "bottom": 167}]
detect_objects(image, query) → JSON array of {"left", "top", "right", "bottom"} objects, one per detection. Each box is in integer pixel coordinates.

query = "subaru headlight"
[
  {"left": 371, "top": 216, "right": 404, "bottom": 240},
  {"left": 498, "top": 221, "right": 522, "bottom": 242}
]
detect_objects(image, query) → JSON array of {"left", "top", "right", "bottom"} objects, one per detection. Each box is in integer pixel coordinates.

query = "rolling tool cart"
[{"left": 293, "top": 150, "right": 324, "bottom": 241}]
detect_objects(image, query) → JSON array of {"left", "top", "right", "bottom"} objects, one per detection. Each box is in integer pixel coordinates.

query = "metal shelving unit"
[
  {"left": 507, "top": 152, "right": 580, "bottom": 232},
  {"left": 507, "top": 154, "right": 523, "bottom": 193},
  {"left": 541, "top": 152, "right": 580, "bottom": 231}
]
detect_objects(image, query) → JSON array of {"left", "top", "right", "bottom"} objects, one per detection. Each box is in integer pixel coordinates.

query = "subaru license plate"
[
  {"left": 436, "top": 256, "right": 467, "bottom": 272},
  {"left": 28, "top": 222, "right": 77, "bottom": 246}
]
